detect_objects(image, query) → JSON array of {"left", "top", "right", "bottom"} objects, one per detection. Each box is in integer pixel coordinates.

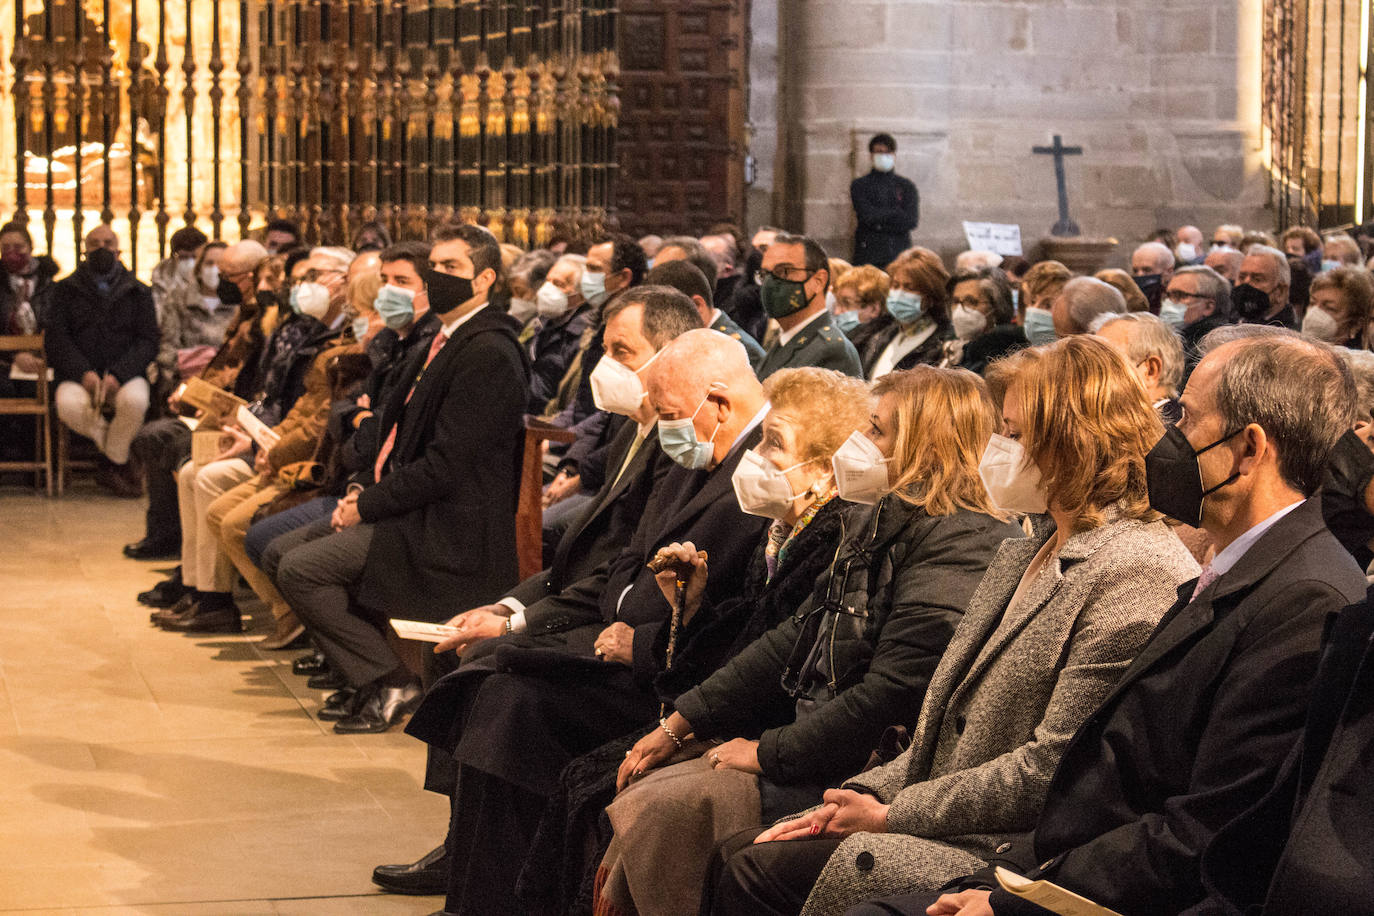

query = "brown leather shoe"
[{"left": 257, "top": 613, "right": 306, "bottom": 650}]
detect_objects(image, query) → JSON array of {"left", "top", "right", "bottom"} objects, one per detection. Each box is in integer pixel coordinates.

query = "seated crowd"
[{"left": 10, "top": 211, "right": 1374, "bottom": 916}]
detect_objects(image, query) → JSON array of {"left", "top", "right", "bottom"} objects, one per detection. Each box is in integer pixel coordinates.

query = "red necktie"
[{"left": 374, "top": 331, "right": 448, "bottom": 481}]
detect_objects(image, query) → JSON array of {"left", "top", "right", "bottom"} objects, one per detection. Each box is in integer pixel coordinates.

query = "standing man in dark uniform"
[{"left": 850, "top": 133, "right": 919, "bottom": 268}]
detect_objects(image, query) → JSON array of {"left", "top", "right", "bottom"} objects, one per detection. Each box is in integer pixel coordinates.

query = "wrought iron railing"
[
  {"left": 2, "top": 0, "right": 618, "bottom": 273},
  {"left": 1263, "top": 0, "right": 1370, "bottom": 229}
]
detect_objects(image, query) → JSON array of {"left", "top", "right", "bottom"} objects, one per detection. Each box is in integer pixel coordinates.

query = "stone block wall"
[{"left": 746, "top": 0, "right": 1271, "bottom": 266}]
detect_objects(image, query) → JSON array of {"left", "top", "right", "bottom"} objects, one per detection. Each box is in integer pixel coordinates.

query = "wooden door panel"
[{"left": 615, "top": 0, "right": 746, "bottom": 237}]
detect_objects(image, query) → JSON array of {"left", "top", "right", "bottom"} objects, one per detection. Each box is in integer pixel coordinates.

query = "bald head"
[
  {"left": 647, "top": 328, "right": 767, "bottom": 469},
  {"left": 85, "top": 224, "right": 118, "bottom": 253},
  {"left": 1052, "top": 276, "right": 1127, "bottom": 337},
  {"left": 348, "top": 250, "right": 381, "bottom": 283},
  {"left": 221, "top": 239, "right": 268, "bottom": 274}
]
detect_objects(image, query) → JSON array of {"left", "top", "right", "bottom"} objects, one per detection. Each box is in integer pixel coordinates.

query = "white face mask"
[
  {"left": 176, "top": 257, "right": 196, "bottom": 280},
  {"left": 1158, "top": 298, "right": 1189, "bottom": 330},
  {"left": 1176, "top": 242, "right": 1199, "bottom": 263},
  {"left": 872, "top": 153, "right": 896, "bottom": 173},
  {"left": 830, "top": 430, "right": 891, "bottom": 505},
  {"left": 535, "top": 281, "right": 570, "bottom": 319},
  {"left": 295, "top": 280, "right": 332, "bottom": 320},
  {"left": 732, "top": 449, "right": 819, "bottom": 520},
  {"left": 508, "top": 296, "right": 537, "bottom": 324},
  {"left": 951, "top": 305, "right": 987, "bottom": 342},
  {"left": 978, "top": 433, "right": 1048, "bottom": 514},
  {"left": 200, "top": 264, "right": 220, "bottom": 292},
  {"left": 589, "top": 349, "right": 659, "bottom": 416},
  {"left": 1301, "top": 306, "right": 1343, "bottom": 343}
]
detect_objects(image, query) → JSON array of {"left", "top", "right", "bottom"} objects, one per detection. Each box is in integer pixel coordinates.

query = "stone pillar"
[{"left": 754, "top": 0, "right": 1270, "bottom": 265}]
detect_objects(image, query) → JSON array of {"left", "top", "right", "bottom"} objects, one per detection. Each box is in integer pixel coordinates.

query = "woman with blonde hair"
[
  {"left": 704, "top": 335, "right": 1198, "bottom": 916},
  {"left": 1095, "top": 267, "right": 1151, "bottom": 313},
  {"left": 593, "top": 366, "right": 1022, "bottom": 916},
  {"left": 830, "top": 263, "right": 891, "bottom": 334}
]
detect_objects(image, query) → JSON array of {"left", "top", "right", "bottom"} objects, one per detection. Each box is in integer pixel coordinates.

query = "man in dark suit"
[
  {"left": 646, "top": 259, "right": 765, "bottom": 369},
  {"left": 851, "top": 133, "right": 919, "bottom": 268},
  {"left": 755, "top": 232, "right": 863, "bottom": 380},
  {"left": 858, "top": 332, "right": 1367, "bottom": 916},
  {"left": 275, "top": 223, "right": 530, "bottom": 735},
  {"left": 370, "top": 285, "right": 704, "bottom": 896},
  {"left": 406, "top": 328, "right": 772, "bottom": 915},
  {"left": 1189, "top": 584, "right": 1374, "bottom": 914}
]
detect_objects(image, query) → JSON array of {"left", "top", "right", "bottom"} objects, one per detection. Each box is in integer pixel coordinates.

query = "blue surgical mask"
[
  {"left": 581, "top": 269, "right": 609, "bottom": 307},
  {"left": 658, "top": 385, "right": 724, "bottom": 470},
  {"left": 352, "top": 315, "right": 371, "bottom": 341},
  {"left": 1158, "top": 298, "right": 1189, "bottom": 330},
  {"left": 1321, "top": 259, "right": 1341, "bottom": 273},
  {"left": 886, "top": 289, "right": 924, "bottom": 324},
  {"left": 1010, "top": 289, "right": 1019, "bottom": 312},
  {"left": 833, "top": 310, "right": 862, "bottom": 335},
  {"left": 1023, "top": 306, "right": 1057, "bottom": 346},
  {"left": 374, "top": 284, "right": 417, "bottom": 330}
]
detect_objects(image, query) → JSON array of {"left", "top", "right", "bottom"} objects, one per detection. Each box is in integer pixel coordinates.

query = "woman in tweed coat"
[{"left": 704, "top": 335, "right": 1200, "bottom": 916}]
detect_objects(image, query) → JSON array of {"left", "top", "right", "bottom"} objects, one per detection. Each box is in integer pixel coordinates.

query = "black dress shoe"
[
  {"left": 123, "top": 538, "right": 179, "bottom": 561},
  {"left": 307, "top": 669, "right": 346, "bottom": 690},
  {"left": 139, "top": 573, "right": 189, "bottom": 609},
  {"left": 163, "top": 606, "right": 243, "bottom": 633},
  {"left": 291, "top": 651, "right": 328, "bottom": 676},
  {"left": 373, "top": 844, "right": 449, "bottom": 895},
  {"left": 333, "top": 683, "right": 421, "bottom": 734},
  {"left": 316, "top": 688, "right": 359, "bottom": 722}
]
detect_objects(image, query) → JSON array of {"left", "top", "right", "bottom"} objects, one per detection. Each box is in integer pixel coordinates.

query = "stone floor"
[{"left": 0, "top": 481, "right": 447, "bottom": 914}]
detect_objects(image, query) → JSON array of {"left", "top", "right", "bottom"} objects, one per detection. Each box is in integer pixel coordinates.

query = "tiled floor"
[{"left": 0, "top": 484, "right": 447, "bottom": 913}]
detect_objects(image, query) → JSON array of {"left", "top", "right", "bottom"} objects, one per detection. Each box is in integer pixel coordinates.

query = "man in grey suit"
[{"left": 755, "top": 232, "right": 863, "bottom": 380}]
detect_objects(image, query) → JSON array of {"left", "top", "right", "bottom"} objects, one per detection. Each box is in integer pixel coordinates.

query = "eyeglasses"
[
  {"left": 759, "top": 265, "right": 815, "bottom": 284},
  {"left": 1164, "top": 289, "right": 1212, "bottom": 301},
  {"left": 950, "top": 297, "right": 988, "bottom": 310},
  {"left": 298, "top": 268, "right": 342, "bottom": 284}
]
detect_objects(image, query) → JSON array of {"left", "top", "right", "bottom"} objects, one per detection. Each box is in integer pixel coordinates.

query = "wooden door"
[{"left": 615, "top": 0, "right": 748, "bottom": 237}]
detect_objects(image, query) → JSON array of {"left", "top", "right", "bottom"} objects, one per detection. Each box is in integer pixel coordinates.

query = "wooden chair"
[
  {"left": 55, "top": 422, "right": 101, "bottom": 496},
  {"left": 516, "top": 416, "right": 577, "bottom": 580},
  {"left": 0, "top": 333, "right": 54, "bottom": 495}
]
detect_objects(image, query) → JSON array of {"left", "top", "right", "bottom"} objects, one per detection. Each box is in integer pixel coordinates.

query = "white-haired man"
[{"left": 1131, "top": 240, "right": 1176, "bottom": 311}]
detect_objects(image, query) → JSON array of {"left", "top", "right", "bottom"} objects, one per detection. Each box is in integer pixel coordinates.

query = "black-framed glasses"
[{"left": 759, "top": 265, "right": 815, "bottom": 284}]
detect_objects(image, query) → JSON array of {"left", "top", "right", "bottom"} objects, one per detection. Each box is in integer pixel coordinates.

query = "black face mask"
[
  {"left": 1232, "top": 283, "right": 1272, "bottom": 322},
  {"left": 423, "top": 267, "right": 476, "bottom": 313},
  {"left": 86, "top": 248, "right": 118, "bottom": 275},
  {"left": 1145, "top": 425, "right": 1242, "bottom": 526},
  {"left": 255, "top": 288, "right": 276, "bottom": 310},
  {"left": 217, "top": 277, "right": 244, "bottom": 307}
]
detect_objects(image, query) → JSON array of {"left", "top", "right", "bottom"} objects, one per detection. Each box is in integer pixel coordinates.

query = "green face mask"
[{"left": 761, "top": 274, "right": 812, "bottom": 319}]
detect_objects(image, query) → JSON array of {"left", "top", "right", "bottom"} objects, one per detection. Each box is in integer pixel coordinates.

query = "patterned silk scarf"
[{"left": 764, "top": 482, "right": 838, "bottom": 582}]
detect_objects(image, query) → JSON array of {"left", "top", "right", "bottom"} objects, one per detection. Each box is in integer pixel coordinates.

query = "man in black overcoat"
[{"left": 276, "top": 224, "right": 529, "bottom": 735}]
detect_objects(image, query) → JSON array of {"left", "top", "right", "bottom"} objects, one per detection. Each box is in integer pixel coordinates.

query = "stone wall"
[{"left": 746, "top": 0, "right": 1271, "bottom": 267}]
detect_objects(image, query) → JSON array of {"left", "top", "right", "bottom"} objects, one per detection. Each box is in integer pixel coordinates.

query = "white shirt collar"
[
  {"left": 709, "top": 308, "right": 723, "bottom": 326},
  {"left": 776, "top": 309, "right": 826, "bottom": 347},
  {"left": 1207, "top": 499, "right": 1306, "bottom": 579},
  {"left": 726, "top": 402, "right": 771, "bottom": 457},
  {"left": 440, "top": 302, "right": 488, "bottom": 338}
]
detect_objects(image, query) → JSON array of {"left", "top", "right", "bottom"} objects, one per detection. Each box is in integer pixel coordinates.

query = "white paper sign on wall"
[{"left": 962, "top": 222, "right": 1023, "bottom": 257}]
